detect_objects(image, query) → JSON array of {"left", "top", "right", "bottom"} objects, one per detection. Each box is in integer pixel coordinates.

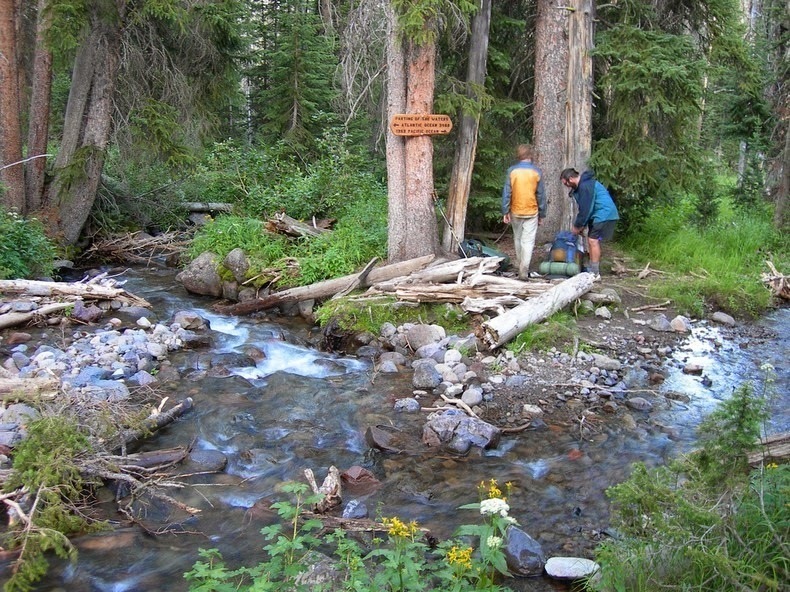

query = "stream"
[{"left": 9, "top": 266, "right": 789, "bottom": 592}]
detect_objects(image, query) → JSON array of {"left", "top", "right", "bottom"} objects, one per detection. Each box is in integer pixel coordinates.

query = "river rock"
[
  {"left": 544, "top": 556, "right": 600, "bottom": 580},
  {"left": 406, "top": 324, "right": 445, "bottom": 350},
  {"left": 422, "top": 408, "right": 501, "bottom": 454},
  {"left": 671, "top": 315, "right": 692, "bottom": 333},
  {"left": 223, "top": 248, "right": 250, "bottom": 284},
  {"left": 625, "top": 396, "right": 653, "bottom": 412},
  {"left": 412, "top": 361, "right": 442, "bottom": 389},
  {"left": 72, "top": 300, "right": 104, "bottom": 324},
  {"left": 649, "top": 314, "right": 673, "bottom": 332},
  {"left": 591, "top": 353, "right": 621, "bottom": 371},
  {"left": 176, "top": 251, "right": 223, "bottom": 297},
  {"left": 394, "top": 397, "right": 421, "bottom": 412},
  {"left": 711, "top": 311, "right": 736, "bottom": 326},
  {"left": 172, "top": 311, "right": 209, "bottom": 331},
  {"left": 503, "top": 525, "right": 546, "bottom": 576}
]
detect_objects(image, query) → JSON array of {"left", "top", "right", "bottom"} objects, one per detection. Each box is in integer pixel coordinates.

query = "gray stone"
[
  {"left": 412, "top": 362, "right": 442, "bottom": 389},
  {"left": 625, "top": 397, "right": 653, "bottom": 412},
  {"left": 406, "top": 324, "right": 445, "bottom": 350},
  {"left": 422, "top": 408, "right": 501, "bottom": 454},
  {"left": 342, "top": 500, "right": 369, "bottom": 519},
  {"left": 591, "top": 353, "right": 622, "bottom": 371},
  {"left": 461, "top": 388, "right": 483, "bottom": 407},
  {"left": 172, "top": 311, "right": 209, "bottom": 331},
  {"left": 594, "top": 306, "right": 612, "bottom": 319},
  {"left": 378, "top": 360, "right": 399, "bottom": 373},
  {"left": 649, "top": 314, "right": 673, "bottom": 332},
  {"left": 711, "top": 311, "right": 736, "bottom": 326},
  {"left": 394, "top": 398, "right": 421, "bottom": 413},
  {"left": 544, "top": 557, "right": 600, "bottom": 580},
  {"left": 223, "top": 248, "right": 250, "bottom": 284},
  {"left": 3, "top": 403, "right": 39, "bottom": 425},
  {"left": 176, "top": 251, "right": 223, "bottom": 297},
  {"left": 503, "top": 525, "right": 546, "bottom": 576}
]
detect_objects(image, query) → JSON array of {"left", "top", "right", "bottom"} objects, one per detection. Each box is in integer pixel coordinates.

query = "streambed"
[{"left": 4, "top": 266, "right": 787, "bottom": 592}]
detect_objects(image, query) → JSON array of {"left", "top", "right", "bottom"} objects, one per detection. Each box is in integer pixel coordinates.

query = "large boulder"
[
  {"left": 422, "top": 408, "right": 501, "bottom": 454},
  {"left": 176, "top": 252, "right": 223, "bottom": 297}
]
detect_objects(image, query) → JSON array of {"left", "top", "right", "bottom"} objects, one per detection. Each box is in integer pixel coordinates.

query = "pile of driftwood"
[
  {"left": 216, "top": 255, "right": 597, "bottom": 350},
  {"left": 0, "top": 272, "right": 150, "bottom": 330}
]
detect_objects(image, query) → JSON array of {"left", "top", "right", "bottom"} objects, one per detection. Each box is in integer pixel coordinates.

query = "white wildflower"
[
  {"left": 480, "top": 498, "right": 510, "bottom": 517},
  {"left": 487, "top": 536, "right": 502, "bottom": 549}
]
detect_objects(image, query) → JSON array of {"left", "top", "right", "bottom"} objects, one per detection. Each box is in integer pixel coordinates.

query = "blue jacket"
[
  {"left": 502, "top": 160, "right": 547, "bottom": 218},
  {"left": 572, "top": 170, "right": 619, "bottom": 228}
]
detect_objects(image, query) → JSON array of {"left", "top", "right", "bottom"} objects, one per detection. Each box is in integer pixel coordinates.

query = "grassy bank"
[{"left": 617, "top": 195, "right": 787, "bottom": 318}]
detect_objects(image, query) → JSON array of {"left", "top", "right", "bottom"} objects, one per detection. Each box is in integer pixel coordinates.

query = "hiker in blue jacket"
[{"left": 560, "top": 168, "right": 619, "bottom": 281}]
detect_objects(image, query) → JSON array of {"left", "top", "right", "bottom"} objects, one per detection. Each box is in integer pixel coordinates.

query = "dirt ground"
[{"left": 462, "top": 233, "right": 712, "bottom": 431}]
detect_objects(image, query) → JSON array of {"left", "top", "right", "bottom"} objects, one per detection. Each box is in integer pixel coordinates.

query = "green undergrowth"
[
  {"left": 619, "top": 194, "right": 788, "bottom": 318},
  {"left": 587, "top": 369, "right": 789, "bottom": 592},
  {"left": 504, "top": 311, "right": 578, "bottom": 355},
  {"left": 185, "top": 480, "right": 517, "bottom": 592},
  {"left": 2, "top": 416, "right": 106, "bottom": 592},
  {"left": 315, "top": 296, "right": 474, "bottom": 337},
  {"left": 0, "top": 210, "right": 57, "bottom": 280}
]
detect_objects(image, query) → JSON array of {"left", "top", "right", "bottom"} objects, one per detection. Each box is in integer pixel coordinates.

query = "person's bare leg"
[{"left": 588, "top": 237, "right": 601, "bottom": 276}]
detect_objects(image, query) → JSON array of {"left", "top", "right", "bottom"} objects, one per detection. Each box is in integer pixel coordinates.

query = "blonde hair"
[{"left": 516, "top": 144, "right": 534, "bottom": 161}]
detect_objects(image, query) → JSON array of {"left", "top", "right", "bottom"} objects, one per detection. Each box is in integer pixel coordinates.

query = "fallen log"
[
  {"left": 0, "top": 302, "right": 74, "bottom": 331},
  {"left": 216, "top": 254, "right": 437, "bottom": 315},
  {"left": 0, "top": 376, "right": 59, "bottom": 400},
  {"left": 747, "top": 432, "right": 790, "bottom": 467},
  {"left": 103, "top": 446, "right": 190, "bottom": 470},
  {"left": 461, "top": 295, "right": 525, "bottom": 315},
  {"left": 266, "top": 212, "right": 328, "bottom": 238},
  {"left": 181, "top": 202, "right": 233, "bottom": 213},
  {"left": 375, "top": 256, "right": 502, "bottom": 290},
  {"left": 117, "top": 398, "right": 194, "bottom": 452},
  {"left": 481, "top": 272, "right": 596, "bottom": 349},
  {"left": 0, "top": 279, "right": 150, "bottom": 307}
]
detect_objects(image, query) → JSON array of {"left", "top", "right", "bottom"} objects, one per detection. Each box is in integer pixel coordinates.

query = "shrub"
[{"left": 0, "top": 210, "right": 56, "bottom": 280}]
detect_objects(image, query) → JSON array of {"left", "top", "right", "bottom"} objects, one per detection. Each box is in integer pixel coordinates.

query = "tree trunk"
[
  {"left": 533, "top": 0, "right": 571, "bottom": 242},
  {"left": 386, "top": 2, "right": 409, "bottom": 263},
  {"left": 774, "top": 115, "right": 788, "bottom": 229},
  {"left": 24, "top": 0, "right": 53, "bottom": 213},
  {"left": 481, "top": 272, "right": 595, "bottom": 349},
  {"left": 0, "top": 0, "right": 25, "bottom": 213},
  {"left": 564, "top": 0, "right": 593, "bottom": 183},
  {"left": 442, "top": 0, "right": 492, "bottom": 254},
  {"left": 47, "top": 1, "right": 124, "bottom": 244},
  {"left": 401, "top": 37, "right": 439, "bottom": 260}
]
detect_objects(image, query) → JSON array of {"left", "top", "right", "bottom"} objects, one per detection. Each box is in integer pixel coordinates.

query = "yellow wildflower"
[
  {"left": 447, "top": 545, "right": 473, "bottom": 569},
  {"left": 382, "top": 516, "right": 418, "bottom": 539}
]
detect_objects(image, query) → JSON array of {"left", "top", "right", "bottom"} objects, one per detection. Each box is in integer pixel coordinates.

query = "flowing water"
[{"left": 8, "top": 266, "right": 788, "bottom": 592}]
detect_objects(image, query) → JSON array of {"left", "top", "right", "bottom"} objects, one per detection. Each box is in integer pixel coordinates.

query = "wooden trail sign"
[{"left": 390, "top": 114, "right": 453, "bottom": 136}]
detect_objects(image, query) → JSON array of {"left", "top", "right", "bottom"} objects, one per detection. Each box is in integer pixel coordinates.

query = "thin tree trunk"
[
  {"left": 25, "top": 0, "right": 53, "bottom": 212},
  {"left": 442, "top": 0, "right": 492, "bottom": 254},
  {"left": 48, "top": 1, "right": 124, "bottom": 244},
  {"left": 564, "top": 0, "right": 593, "bottom": 183},
  {"left": 775, "top": 125, "right": 788, "bottom": 228},
  {"left": 386, "top": 1, "right": 409, "bottom": 263},
  {"left": 533, "top": 0, "right": 571, "bottom": 242},
  {"left": 0, "top": 0, "right": 25, "bottom": 213}
]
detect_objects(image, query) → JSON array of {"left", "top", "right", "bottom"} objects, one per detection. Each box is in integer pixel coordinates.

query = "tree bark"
[
  {"left": 481, "top": 272, "right": 595, "bottom": 349},
  {"left": 386, "top": 2, "right": 409, "bottom": 263},
  {"left": 0, "top": 0, "right": 25, "bottom": 213},
  {"left": 442, "top": 0, "right": 492, "bottom": 254},
  {"left": 47, "top": 0, "right": 125, "bottom": 244},
  {"left": 24, "top": 0, "right": 53, "bottom": 213},
  {"left": 533, "top": 0, "right": 572, "bottom": 242},
  {"left": 564, "top": 0, "right": 593, "bottom": 184},
  {"left": 402, "top": 37, "right": 439, "bottom": 260}
]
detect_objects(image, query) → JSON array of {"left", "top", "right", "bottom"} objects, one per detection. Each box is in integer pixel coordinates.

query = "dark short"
[{"left": 588, "top": 220, "right": 617, "bottom": 241}]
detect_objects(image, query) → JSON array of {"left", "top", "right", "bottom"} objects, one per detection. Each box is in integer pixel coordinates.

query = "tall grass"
[{"left": 620, "top": 195, "right": 788, "bottom": 317}]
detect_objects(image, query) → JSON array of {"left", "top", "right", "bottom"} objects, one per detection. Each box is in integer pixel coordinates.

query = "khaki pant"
[{"left": 511, "top": 214, "right": 538, "bottom": 279}]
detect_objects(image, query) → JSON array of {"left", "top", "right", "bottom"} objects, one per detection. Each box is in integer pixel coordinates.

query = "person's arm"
[
  {"left": 572, "top": 181, "right": 593, "bottom": 229},
  {"left": 502, "top": 169, "right": 512, "bottom": 222},
  {"left": 536, "top": 171, "right": 547, "bottom": 220}
]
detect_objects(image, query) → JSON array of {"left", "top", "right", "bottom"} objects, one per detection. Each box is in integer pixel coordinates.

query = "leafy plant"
[
  {"left": 588, "top": 370, "right": 788, "bottom": 592},
  {"left": 186, "top": 479, "right": 520, "bottom": 591},
  {"left": 2, "top": 417, "right": 103, "bottom": 592},
  {"left": 0, "top": 210, "right": 56, "bottom": 280}
]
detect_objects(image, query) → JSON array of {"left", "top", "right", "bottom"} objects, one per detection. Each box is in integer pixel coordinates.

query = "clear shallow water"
[{"left": 6, "top": 266, "right": 787, "bottom": 592}]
